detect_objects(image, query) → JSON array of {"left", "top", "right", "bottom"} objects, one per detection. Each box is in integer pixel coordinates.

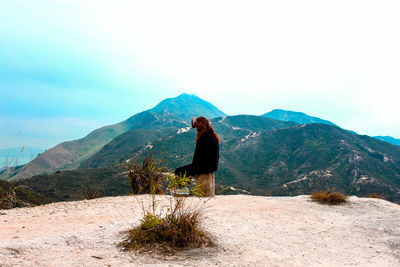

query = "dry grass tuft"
[
  {"left": 119, "top": 209, "right": 214, "bottom": 253},
  {"left": 84, "top": 187, "right": 104, "bottom": 200},
  {"left": 311, "top": 190, "right": 347, "bottom": 205},
  {"left": 365, "top": 193, "right": 385, "bottom": 199}
]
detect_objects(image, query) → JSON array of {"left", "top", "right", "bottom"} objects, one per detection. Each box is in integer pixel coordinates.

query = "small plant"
[
  {"left": 125, "top": 153, "right": 167, "bottom": 195},
  {"left": 120, "top": 158, "right": 214, "bottom": 253},
  {"left": 84, "top": 187, "right": 104, "bottom": 200},
  {"left": 311, "top": 190, "right": 347, "bottom": 205}
]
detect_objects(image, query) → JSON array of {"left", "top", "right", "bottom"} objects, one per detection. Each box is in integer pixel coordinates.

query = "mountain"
[
  {"left": 374, "top": 136, "right": 400, "bottom": 146},
  {"left": 20, "top": 114, "right": 400, "bottom": 204},
  {"left": 1, "top": 94, "right": 226, "bottom": 180},
  {"left": 6, "top": 96, "right": 400, "bottom": 204},
  {"left": 15, "top": 115, "right": 296, "bottom": 201},
  {"left": 262, "top": 109, "right": 337, "bottom": 126}
]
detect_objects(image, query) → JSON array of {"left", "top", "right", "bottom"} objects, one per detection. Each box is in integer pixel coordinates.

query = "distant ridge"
[
  {"left": 0, "top": 147, "right": 44, "bottom": 168},
  {"left": 262, "top": 109, "right": 337, "bottom": 126},
  {"left": 374, "top": 136, "right": 400, "bottom": 146},
  {"left": 262, "top": 109, "right": 400, "bottom": 146}
]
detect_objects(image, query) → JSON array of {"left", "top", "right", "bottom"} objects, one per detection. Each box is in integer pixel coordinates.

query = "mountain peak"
[
  {"left": 176, "top": 93, "right": 196, "bottom": 98},
  {"left": 150, "top": 93, "right": 226, "bottom": 121}
]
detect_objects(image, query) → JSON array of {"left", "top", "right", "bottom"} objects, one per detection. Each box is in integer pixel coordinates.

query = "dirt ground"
[{"left": 1, "top": 195, "right": 399, "bottom": 266}]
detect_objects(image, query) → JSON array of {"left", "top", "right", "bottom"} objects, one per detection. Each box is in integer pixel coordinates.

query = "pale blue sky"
[{"left": 1, "top": 0, "right": 400, "bottom": 149}]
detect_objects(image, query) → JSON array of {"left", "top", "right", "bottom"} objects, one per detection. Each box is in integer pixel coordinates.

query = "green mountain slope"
[
  {"left": 1, "top": 94, "right": 225, "bottom": 180},
  {"left": 81, "top": 115, "right": 297, "bottom": 169},
  {"left": 134, "top": 122, "right": 400, "bottom": 203},
  {"left": 262, "top": 109, "right": 337, "bottom": 126},
  {"left": 14, "top": 115, "right": 295, "bottom": 202},
  {"left": 224, "top": 124, "right": 400, "bottom": 201},
  {"left": 16, "top": 116, "right": 400, "bottom": 204},
  {"left": 79, "top": 128, "right": 178, "bottom": 168}
]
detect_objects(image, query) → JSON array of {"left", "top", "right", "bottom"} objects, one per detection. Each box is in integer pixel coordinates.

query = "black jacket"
[
  {"left": 174, "top": 131, "right": 219, "bottom": 176},
  {"left": 191, "top": 131, "right": 219, "bottom": 174}
]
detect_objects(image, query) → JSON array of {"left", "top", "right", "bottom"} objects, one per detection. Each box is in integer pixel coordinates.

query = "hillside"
[
  {"left": 79, "top": 128, "right": 178, "bottom": 169},
  {"left": 1, "top": 195, "right": 399, "bottom": 266},
  {"left": 4, "top": 95, "right": 400, "bottom": 204},
  {"left": 128, "top": 122, "right": 400, "bottom": 203},
  {"left": 17, "top": 166, "right": 128, "bottom": 202},
  {"left": 1, "top": 94, "right": 225, "bottom": 180}
]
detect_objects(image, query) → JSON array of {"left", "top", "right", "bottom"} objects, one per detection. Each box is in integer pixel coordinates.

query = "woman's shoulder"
[{"left": 200, "top": 131, "right": 218, "bottom": 143}]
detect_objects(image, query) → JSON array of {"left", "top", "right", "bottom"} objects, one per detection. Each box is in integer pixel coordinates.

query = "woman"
[{"left": 174, "top": 116, "right": 220, "bottom": 196}]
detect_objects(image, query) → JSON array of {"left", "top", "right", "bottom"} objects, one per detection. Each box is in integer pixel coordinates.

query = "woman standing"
[{"left": 174, "top": 116, "right": 220, "bottom": 196}]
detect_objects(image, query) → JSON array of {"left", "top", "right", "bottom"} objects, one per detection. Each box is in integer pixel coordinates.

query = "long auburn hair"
[{"left": 191, "top": 116, "right": 220, "bottom": 143}]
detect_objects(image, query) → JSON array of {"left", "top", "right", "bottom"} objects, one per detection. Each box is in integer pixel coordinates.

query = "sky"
[{"left": 1, "top": 0, "right": 400, "bottom": 150}]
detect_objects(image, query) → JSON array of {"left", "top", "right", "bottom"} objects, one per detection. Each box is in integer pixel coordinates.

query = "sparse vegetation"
[
  {"left": 84, "top": 187, "right": 104, "bottom": 200},
  {"left": 310, "top": 190, "right": 347, "bottom": 205},
  {"left": 0, "top": 181, "right": 17, "bottom": 209},
  {"left": 120, "top": 154, "right": 214, "bottom": 253},
  {"left": 125, "top": 153, "right": 168, "bottom": 195},
  {"left": 0, "top": 179, "right": 52, "bottom": 209},
  {"left": 19, "top": 166, "right": 128, "bottom": 202}
]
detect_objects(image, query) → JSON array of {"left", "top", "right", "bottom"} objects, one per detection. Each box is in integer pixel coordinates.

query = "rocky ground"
[{"left": 1, "top": 195, "right": 399, "bottom": 266}]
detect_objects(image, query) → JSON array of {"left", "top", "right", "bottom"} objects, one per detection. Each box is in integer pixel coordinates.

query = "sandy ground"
[{"left": 0, "top": 195, "right": 399, "bottom": 267}]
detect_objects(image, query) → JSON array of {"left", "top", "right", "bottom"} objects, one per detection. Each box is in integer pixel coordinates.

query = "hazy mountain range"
[
  {"left": 0, "top": 147, "right": 44, "bottom": 169},
  {"left": 374, "top": 136, "right": 400, "bottom": 146},
  {"left": 2, "top": 93, "right": 400, "bottom": 204}
]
